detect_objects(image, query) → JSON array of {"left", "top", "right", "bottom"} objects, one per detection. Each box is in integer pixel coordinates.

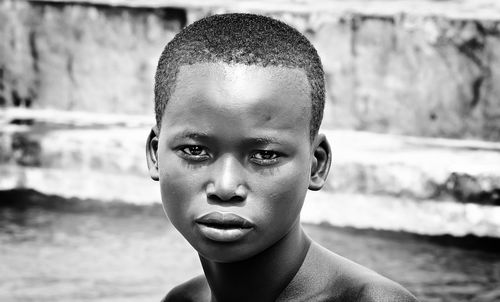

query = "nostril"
[
  {"left": 207, "top": 192, "right": 221, "bottom": 202},
  {"left": 207, "top": 192, "right": 245, "bottom": 203},
  {"left": 228, "top": 195, "right": 245, "bottom": 203}
]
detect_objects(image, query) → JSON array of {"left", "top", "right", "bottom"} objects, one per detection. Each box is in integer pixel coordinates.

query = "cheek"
[
  {"left": 256, "top": 163, "right": 310, "bottom": 224},
  {"left": 159, "top": 151, "right": 200, "bottom": 196},
  {"left": 158, "top": 159, "right": 203, "bottom": 224}
]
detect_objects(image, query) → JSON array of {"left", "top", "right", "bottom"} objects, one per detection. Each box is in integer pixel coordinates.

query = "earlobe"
[
  {"left": 309, "top": 134, "right": 332, "bottom": 191},
  {"left": 146, "top": 126, "right": 160, "bottom": 181}
]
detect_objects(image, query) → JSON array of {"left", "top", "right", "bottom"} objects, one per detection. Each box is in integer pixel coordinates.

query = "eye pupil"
[
  {"left": 262, "top": 151, "right": 273, "bottom": 159},
  {"left": 189, "top": 146, "right": 202, "bottom": 155},
  {"left": 178, "top": 145, "right": 208, "bottom": 161},
  {"left": 256, "top": 151, "right": 277, "bottom": 160}
]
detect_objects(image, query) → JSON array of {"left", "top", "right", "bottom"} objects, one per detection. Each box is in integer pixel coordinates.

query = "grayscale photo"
[{"left": 1, "top": 0, "right": 499, "bottom": 301}]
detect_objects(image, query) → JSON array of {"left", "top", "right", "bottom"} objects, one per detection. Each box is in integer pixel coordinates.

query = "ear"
[
  {"left": 309, "top": 133, "right": 332, "bottom": 191},
  {"left": 146, "top": 126, "right": 160, "bottom": 181}
]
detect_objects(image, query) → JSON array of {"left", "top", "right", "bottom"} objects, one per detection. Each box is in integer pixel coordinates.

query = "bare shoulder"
[
  {"left": 355, "top": 277, "right": 419, "bottom": 302},
  {"left": 161, "top": 275, "right": 211, "bottom": 302},
  {"left": 279, "top": 242, "right": 419, "bottom": 301},
  {"left": 315, "top": 242, "right": 420, "bottom": 302}
]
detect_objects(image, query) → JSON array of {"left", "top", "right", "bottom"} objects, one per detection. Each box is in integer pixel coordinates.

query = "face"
[{"left": 154, "top": 63, "right": 314, "bottom": 263}]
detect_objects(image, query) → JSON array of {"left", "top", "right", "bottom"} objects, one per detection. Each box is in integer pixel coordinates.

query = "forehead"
[
  {"left": 172, "top": 62, "right": 310, "bottom": 101},
  {"left": 162, "top": 62, "right": 311, "bottom": 140}
]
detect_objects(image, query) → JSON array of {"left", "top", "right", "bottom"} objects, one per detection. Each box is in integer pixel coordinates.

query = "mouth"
[{"left": 195, "top": 212, "right": 254, "bottom": 242}]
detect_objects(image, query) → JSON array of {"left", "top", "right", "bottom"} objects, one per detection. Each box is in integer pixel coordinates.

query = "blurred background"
[{"left": 1, "top": 0, "right": 500, "bottom": 301}]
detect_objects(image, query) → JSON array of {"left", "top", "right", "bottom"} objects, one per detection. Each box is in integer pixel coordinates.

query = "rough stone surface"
[
  {"left": 0, "top": 165, "right": 160, "bottom": 203},
  {"left": 0, "top": 0, "right": 186, "bottom": 113},
  {"left": 313, "top": 15, "right": 500, "bottom": 140},
  {"left": 302, "top": 191, "right": 500, "bottom": 237},
  {"left": 329, "top": 130, "right": 500, "bottom": 204},
  {"left": 1, "top": 0, "right": 500, "bottom": 139}
]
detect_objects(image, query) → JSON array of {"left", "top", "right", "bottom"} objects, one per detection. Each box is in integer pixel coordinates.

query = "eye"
[
  {"left": 251, "top": 150, "right": 281, "bottom": 165},
  {"left": 177, "top": 145, "right": 210, "bottom": 161}
]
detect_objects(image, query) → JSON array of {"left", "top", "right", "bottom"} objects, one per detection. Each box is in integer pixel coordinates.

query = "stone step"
[
  {"left": 1, "top": 109, "right": 500, "bottom": 205},
  {"left": 0, "top": 165, "right": 159, "bottom": 204},
  {"left": 302, "top": 191, "right": 500, "bottom": 238},
  {"left": 1, "top": 166, "right": 499, "bottom": 237},
  {"left": 329, "top": 130, "right": 500, "bottom": 205}
]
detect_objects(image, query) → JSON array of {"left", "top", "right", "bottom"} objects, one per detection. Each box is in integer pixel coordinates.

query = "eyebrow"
[
  {"left": 170, "top": 131, "right": 285, "bottom": 146},
  {"left": 171, "top": 130, "right": 210, "bottom": 141},
  {"left": 245, "top": 136, "right": 283, "bottom": 145}
]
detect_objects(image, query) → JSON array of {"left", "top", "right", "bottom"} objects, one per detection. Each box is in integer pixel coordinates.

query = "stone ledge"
[
  {"left": 303, "top": 191, "right": 500, "bottom": 237},
  {"left": 328, "top": 130, "right": 500, "bottom": 204},
  {"left": 0, "top": 108, "right": 154, "bottom": 128},
  {"left": 0, "top": 165, "right": 160, "bottom": 204},
  {"left": 26, "top": 0, "right": 500, "bottom": 20},
  {"left": 1, "top": 166, "right": 499, "bottom": 237}
]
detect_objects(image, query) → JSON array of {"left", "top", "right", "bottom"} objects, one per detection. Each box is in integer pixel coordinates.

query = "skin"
[{"left": 146, "top": 62, "right": 419, "bottom": 302}]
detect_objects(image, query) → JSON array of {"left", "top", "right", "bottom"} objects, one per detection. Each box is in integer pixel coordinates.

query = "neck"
[{"left": 199, "top": 221, "right": 311, "bottom": 302}]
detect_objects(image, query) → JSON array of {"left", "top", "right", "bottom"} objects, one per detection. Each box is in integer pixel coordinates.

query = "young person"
[{"left": 146, "top": 13, "right": 419, "bottom": 302}]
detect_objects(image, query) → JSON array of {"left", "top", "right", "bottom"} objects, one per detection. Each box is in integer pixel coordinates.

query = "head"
[
  {"left": 154, "top": 13, "right": 325, "bottom": 140},
  {"left": 147, "top": 13, "right": 331, "bottom": 263}
]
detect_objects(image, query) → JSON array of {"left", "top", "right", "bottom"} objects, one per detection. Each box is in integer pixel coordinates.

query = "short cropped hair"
[{"left": 154, "top": 13, "right": 325, "bottom": 140}]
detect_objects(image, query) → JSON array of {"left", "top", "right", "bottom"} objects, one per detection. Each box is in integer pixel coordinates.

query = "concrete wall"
[
  {"left": 0, "top": 1, "right": 186, "bottom": 113},
  {"left": 313, "top": 16, "right": 500, "bottom": 140},
  {"left": 1, "top": 0, "right": 500, "bottom": 140}
]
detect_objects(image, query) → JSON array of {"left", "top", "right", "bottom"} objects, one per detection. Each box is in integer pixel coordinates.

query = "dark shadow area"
[
  {"left": 317, "top": 223, "right": 500, "bottom": 255},
  {"left": 0, "top": 188, "right": 164, "bottom": 217}
]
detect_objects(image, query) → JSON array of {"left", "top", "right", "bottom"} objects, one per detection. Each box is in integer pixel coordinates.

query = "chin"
[{"left": 195, "top": 240, "right": 266, "bottom": 263}]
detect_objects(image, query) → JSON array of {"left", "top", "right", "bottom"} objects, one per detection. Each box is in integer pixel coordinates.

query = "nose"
[{"left": 206, "top": 154, "right": 248, "bottom": 203}]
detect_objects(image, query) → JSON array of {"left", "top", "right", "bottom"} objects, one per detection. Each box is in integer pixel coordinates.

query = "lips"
[{"left": 195, "top": 212, "right": 254, "bottom": 242}]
